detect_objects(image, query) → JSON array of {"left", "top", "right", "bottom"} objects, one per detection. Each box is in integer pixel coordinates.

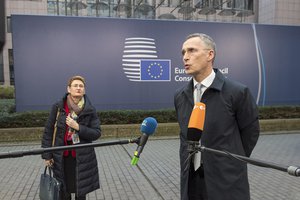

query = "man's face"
[
  {"left": 67, "top": 80, "right": 85, "bottom": 98},
  {"left": 181, "top": 37, "right": 214, "bottom": 78}
]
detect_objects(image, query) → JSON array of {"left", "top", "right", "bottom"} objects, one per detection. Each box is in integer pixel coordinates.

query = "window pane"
[
  {"left": 47, "top": 0, "right": 58, "bottom": 15},
  {"left": 7, "top": 16, "right": 11, "bottom": 33},
  {"left": 0, "top": 52, "right": 4, "bottom": 84},
  {"left": 8, "top": 49, "right": 14, "bottom": 85}
]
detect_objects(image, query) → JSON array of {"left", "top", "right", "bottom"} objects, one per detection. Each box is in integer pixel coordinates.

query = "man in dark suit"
[{"left": 174, "top": 33, "right": 260, "bottom": 200}]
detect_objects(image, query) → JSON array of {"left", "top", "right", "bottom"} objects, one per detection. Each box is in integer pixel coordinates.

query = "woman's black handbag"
[{"left": 39, "top": 166, "right": 61, "bottom": 200}]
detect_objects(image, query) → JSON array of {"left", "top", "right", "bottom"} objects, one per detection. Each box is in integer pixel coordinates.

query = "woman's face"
[{"left": 67, "top": 80, "right": 85, "bottom": 98}]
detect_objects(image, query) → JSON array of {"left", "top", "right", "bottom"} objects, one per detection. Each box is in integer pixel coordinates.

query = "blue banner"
[{"left": 11, "top": 15, "right": 300, "bottom": 111}]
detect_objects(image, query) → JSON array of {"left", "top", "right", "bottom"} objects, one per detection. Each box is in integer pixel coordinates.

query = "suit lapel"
[{"left": 183, "top": 79, "right": 194, "bottom": 106}]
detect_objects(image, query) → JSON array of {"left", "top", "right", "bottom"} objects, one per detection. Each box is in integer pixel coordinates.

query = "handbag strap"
[
  {"left": 44, "top": 166, "right": 53, "bottom": 176},
  {"left": 52, "top": 108, "right": 60, "bottom": 147}
]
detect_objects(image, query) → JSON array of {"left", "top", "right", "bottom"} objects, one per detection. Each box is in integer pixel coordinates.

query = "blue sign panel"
[{"left": 11, "top": 15, "right": 300, "bottom": 111}]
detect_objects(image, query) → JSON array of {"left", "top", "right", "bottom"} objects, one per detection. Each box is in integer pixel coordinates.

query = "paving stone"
[{"left": 0, "top": 133, "right": 299, "bottom": 199}]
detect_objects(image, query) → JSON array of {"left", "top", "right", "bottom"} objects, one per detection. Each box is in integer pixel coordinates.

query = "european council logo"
[
  {"left": 140, "top": 60, "right": 170, "bottom": 81},
  {"left": 122, "top": 37, "right": 171, "bottom": 82}
]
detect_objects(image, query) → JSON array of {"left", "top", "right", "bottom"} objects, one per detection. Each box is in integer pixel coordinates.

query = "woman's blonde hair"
[{"left": 67, "top": 75, "right": 85, "bottom": 86}]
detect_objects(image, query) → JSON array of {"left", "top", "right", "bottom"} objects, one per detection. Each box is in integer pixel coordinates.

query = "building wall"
[
  {"left": 259, "top": 0, "right": 300, "bottom": 25},
  {"left": 2, "top": 0, "right": 47, "bottom": 85}
]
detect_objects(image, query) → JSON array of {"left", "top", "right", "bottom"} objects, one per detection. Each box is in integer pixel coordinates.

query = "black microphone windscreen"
[{"left": 187, "top": 128, "right": 202, "bottom": 141}]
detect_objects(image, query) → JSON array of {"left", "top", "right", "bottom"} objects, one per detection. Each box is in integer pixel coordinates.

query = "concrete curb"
[{"left": 0, "top": 118, "right": 300, "bottom": 143}]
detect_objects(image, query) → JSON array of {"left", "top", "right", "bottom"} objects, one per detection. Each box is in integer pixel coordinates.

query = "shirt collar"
[{"left": 193, "top": 70, "right": 216, "bottom": 88}]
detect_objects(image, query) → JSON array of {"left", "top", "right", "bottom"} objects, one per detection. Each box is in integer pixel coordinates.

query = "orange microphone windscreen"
[{"left": 188, "top": 102, "right": 206, "bottom": 131}]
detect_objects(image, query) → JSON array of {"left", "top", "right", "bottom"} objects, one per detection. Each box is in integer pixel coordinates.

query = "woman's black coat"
[
  {"left": 41, "top": 94, "right": 101, "bottom": 196},
  {"left": 174, "top": 69, "right": 260, "bottom": 200}
]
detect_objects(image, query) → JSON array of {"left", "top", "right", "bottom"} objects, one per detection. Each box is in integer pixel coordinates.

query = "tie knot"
[{"left": 195, "top": 83, "right": 202, "bottom": 90}]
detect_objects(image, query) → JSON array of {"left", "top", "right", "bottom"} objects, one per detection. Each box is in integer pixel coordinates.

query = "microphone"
[
  {"left": 187, "top": 102, "right": 206, "bottom": 142},
  {"left": 131, "top": 117, "right": 157, "bottom": 165}
]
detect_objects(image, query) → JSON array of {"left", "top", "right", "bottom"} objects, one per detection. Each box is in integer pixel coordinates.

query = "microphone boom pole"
[
  {"left": 195, "top": 145, "right": 300, "bottom": 177},
  {"left": 0, "top": 138, "right": 139, "bottom": 159}
]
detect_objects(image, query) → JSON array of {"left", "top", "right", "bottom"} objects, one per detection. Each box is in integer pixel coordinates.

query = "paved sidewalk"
[{"left": 0, "top": 133, "right": 300, "bottom": 200}]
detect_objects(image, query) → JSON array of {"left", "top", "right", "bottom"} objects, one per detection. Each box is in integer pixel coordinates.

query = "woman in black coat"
[{"left": 41, "top": 75, "right": 101, "bottom": 200}]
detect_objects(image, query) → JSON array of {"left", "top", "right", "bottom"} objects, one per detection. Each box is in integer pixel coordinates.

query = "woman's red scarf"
[{"left": 63, "top": 101, "right": 76, "bottom": 158}]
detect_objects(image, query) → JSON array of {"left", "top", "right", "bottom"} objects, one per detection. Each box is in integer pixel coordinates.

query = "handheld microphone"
[{"left": 131, "top": 117, "right": 157, "bottom": 165}]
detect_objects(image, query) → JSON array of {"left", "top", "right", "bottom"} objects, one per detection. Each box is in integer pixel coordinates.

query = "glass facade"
[{"left": 45, "top": 0, "right": 255, "bottom": 20}]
